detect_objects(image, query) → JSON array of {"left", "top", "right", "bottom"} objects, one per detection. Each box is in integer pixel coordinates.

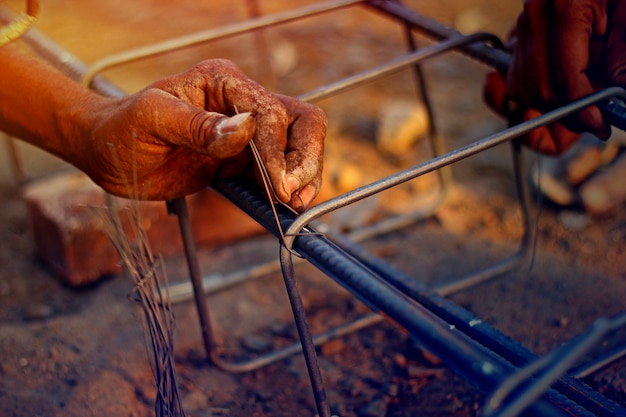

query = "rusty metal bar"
[
  {"left": 298, "top": 32, "right": 502, "bottom": 102},
  {"left": 9, "top": 1, "right": 625, "bottom": 415},
  {"left": 484, "top": 312, "right": 626, "bottom": 417},
  {"left": 273, "top": 88, "right": 626, "bottom": 417},
  {"left": 283, "top": 87, "right": 626, "bottom": 232},
  {"left": 366, "top": 0, "right": 626, "bottom": 129},
  {"left": 81, "top": 0, "right": 364, "bottom": 88},
  {"left": 216, "top": 178, "right": 602, "bottom": 417}
]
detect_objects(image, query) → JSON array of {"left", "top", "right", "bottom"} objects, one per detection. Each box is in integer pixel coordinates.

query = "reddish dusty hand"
[
  {"left": 484, "top": 0, "right": 626, "bottom": 155},
  {"left": 85, "top": 59, "right": 326, "bottom": 209}
]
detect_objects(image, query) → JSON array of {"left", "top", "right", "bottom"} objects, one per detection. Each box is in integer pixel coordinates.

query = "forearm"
[{"left": 0, "top": 43, "right": 109, "bottom": 172}]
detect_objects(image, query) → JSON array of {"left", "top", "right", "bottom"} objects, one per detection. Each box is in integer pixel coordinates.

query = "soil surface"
[{"left": 1, "top": 1, "right": 625, "bottom": 417}]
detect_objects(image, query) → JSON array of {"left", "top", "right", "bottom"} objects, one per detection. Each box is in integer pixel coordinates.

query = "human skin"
[
  {"left": 0, "top": 44, "right": 326, "bottom": 211},
  {"left": 484, "top": 0, "right": 626, "bottom": 155}
]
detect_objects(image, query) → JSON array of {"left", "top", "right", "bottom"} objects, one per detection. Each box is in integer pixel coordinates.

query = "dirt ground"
[{"left": 1, "top": 1, "right": 625, "bottom": 416}]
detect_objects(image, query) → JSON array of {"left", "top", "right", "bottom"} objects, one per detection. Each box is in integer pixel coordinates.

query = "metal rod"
[
  {"left": 158, "top": 31, "right": 507, "bottom": 380},
  {"left": 283, "top": 87, "right": 626, "bottom": 239},
  {"left": 367, "top": 0, "right": 626, "bottom": 130},
  {"left": 217, "top": 178, "right": 624, "bottom": 417},
  {"left": 484, "top": 312, "right": 626, "bottom": 417},
  {"left": 435, "top": 140, "right": 534, "bottom": 296},
  {"left": 280, "top": 245, "right": 332, "bottom": 417},
  {"left": 366, "top": 0, "right": 511, "bottom": 72},
  {"left": 403, "top": 19, "right": 452, "bottom": 197},
  {"left": 298, "top": 32, "right": 502, "bottom": 103},
  {"left": 13, "top": 1, "right": 624, "bottom": 413},
  {"left": 316, "top": 215, "right": 620, "bottom": 417},
  {"left": 277, "top": 225, "right": 575, "bottom": 416},
  {"left": 168, "top": 198, "right": 217, "bottom": 361},
  {"left": 274, "top": 87, "right": 626, "bottom": 417},
  {"left": 213, "top": 312, "right": 382, "bottom": 374},
  {"left": 571, "top": 344, "right": 626, "bottom": 379},
  {"left": 81, "top": 0, "right": 364, "bottom": 87}
]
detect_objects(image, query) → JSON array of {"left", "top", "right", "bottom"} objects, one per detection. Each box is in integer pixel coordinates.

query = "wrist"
[
  {"left": 0, "top": 44, "right": 115, "bottom": 171},
  {"left": 56, "top": 91, "right": 115, "bottom": 171}
]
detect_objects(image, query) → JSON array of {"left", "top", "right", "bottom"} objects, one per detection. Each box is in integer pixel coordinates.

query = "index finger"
[
  {"left": 278, "top": 95, "right": 327, "bottom": 211},
  {"left": 550, "top": 0, "right": 610, "bottom": 136}
]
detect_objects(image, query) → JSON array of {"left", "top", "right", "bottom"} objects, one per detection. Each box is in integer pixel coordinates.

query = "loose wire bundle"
[{"left": 99, "top": 195, "right": 186, "bottom": 417}]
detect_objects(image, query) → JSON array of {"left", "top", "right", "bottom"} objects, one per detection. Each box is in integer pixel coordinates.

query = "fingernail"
[
  {"left": 284, "top": 174, "right": 300, "bottom": 195},
  {"left": 217, "top": 112, "right": 252, "bottom": 135},
  {"left": 298, "top": 184, "right": 317, "bottom": 208}
]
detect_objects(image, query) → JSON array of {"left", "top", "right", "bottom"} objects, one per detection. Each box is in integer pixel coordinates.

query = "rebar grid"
[{"left": 8, "top": 1, "right": 626, "bottom": 416}]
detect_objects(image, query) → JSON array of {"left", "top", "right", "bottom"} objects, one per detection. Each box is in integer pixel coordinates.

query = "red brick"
[{"left": 22, "top": 171, "right": 265, "bottom": 286}]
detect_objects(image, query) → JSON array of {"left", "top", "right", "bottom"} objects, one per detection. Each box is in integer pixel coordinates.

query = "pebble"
[
  {"left": 241, "top": 335, "right": 273, "bottom": 353},
  {"left": 557, "top": 211, "right": 589, "bottom": 231},
  {"left": 580, "top": 153, "right": 626, "bottom": 213},
  {"left": 420, "top": 348, "right": 442, "bottom": 366},
  {"left": 406, "top": 365, "right": 444, "bottom": 379},
  {"left": 269, "top": 322, "right": 294, "bottom": 338},
  {"left": 320, "top": 338, "right": 345, "bottom": 356},
  {"left": 455, "top": 6, "right": 491, "bottom": 33},
  {"left": 530, "top": 161, "right": 576, "bottom": 206},
  {"left": 566, "top": 145, "right": 602, "bottom": 185},
  {"left": 334, "top": 162, "right": 363, "bottom": 192},
  {"left": 392, "top": 353, "right": 407, "bottom": 368},
  {"left": 182, "top": 389, "right": 209, "bottom": 412},
  {"left": 358, "top": 397, "right": 387, "bottom": 417},
  {"left": 383, "top": 382, "right": 399, "bottom": 397},
  {"left": 377, "top": 100, "right": 429, "bottom": 158},
  {"left": 24, "top": 304, "right": 54, "bottom": 321}
]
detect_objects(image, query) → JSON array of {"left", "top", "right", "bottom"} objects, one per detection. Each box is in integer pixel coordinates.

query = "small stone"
[
  {"left": 455, "top": 6, "right": 491, "bottom": 33},
  {"left": 557, "top": 211, "right": 589, "bottom": 231},
  {"left": 530, "top": 161, "right": 576, "bottom": 206},
  {"left": 335, "top": 162, "right": 363, "bottom": 193},
  {"left": 383, "top": 382, "right": 399, "bottom": 397},
  {"left": 556, "top": 317, "right": 570, "bottom": 328},
  {"left": 24, "top": 304, "right": 54, "bottom": 321},
  {"left": 377, "top": 100, "right": 429, "bottom": 158},
  {"left": 182, "top": 389, "right": 208, "bottom": 412},
  {"left": 566, "top": 145, "right": 602, "bottom": 185},
  {"left": 580, "top": 153, "right": 626, "bottom": 213},
  {"left": 270, "top": 39, "right": 298, "bottom": 77},
  {"left": 358, "top": 397, "right": 387, "bottom": 417},
  {"left": 241, "top": 335, "right": 273, "bottom": 353},
  {"left": 420, "top": 349, "right": 442, "bottom": 366},
  {"left": 269, "top": 322, "right": 294, "bottom": 338},
  {"left": 392, "top": 353, "right": 407, "bottom": 368},
  {"left": 320, "top": 338, "right": 345, "bottom": 356},
  {"left": 407, "top": 365, "right": 442, "bottom": 379}
]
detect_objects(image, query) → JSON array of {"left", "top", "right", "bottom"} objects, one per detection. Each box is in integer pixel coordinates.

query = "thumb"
[{"left": 142, "top": 89, "right": 257, "bottom": 158}]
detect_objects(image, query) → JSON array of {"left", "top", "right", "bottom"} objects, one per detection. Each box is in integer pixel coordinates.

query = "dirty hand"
[
  {"left": 84, "top": 59, "right": 326, "bottom": 210},
  {"left": 484, "top": 0, "right": 626, "bottom": 155}
]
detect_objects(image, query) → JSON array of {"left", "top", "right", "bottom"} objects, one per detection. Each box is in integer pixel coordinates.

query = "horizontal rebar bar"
[
  {"left": 216, "top": 177, "right": 626, "bottom": 417},
  {"left": 298, "top": 32, "right": 502, "bottom": 102},
  {"left": 284, "top": 87, "right": 626, "bottom": 238},
  {"left": 367, "top": 0, "right": 626, "bottom": 130},
  {"left": 81, "top": 0, "right": 364, "bottom": 88},
  {"left": 11, "top": 1, "right": 625, "bottom": 414}
]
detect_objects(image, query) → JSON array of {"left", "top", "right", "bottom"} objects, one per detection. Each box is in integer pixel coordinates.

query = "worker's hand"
[
  {"left": 84, "top": 59, "right": 326, "bottom": 210},
  {"left": 484, "top": 0, "right": 626, "bottom": 155}
]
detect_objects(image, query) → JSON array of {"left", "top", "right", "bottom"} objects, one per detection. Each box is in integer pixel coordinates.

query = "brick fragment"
[{"left": 22, "top": 171, "right": 265, "bottom": 286}]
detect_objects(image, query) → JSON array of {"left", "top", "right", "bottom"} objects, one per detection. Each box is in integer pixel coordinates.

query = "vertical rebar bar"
[
  {"left": 168, "top": 198, "right": 217, "bottom": 361},
  {"left": 280, "top": 244, "right": 332, "bottom": 417}
]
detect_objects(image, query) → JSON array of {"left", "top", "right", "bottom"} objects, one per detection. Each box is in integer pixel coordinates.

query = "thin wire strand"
[{"left": 248, "top": 140, "right": 292, "bottom": 241}]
